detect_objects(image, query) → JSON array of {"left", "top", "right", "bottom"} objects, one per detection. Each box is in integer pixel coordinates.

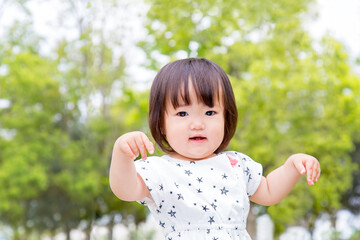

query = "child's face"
[{"left": 164, "top": 82, "right": 225, "bottom": 160}]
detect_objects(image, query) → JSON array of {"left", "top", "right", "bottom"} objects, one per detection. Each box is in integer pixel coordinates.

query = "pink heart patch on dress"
[{"left": 228, "top": 156, "right": 239, "bottom": 167}]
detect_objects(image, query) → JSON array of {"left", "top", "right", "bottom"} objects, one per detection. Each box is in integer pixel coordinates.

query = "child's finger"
[
  {"left": 312, "top": 159, "right": 320, "bottom": 182},
  {"left": 145, "top": 138, "right": 155, "bottom": 154},
  {"left": 126, "top": 138, "right": 140, "bottom": 160},
  {"left": 306, "top": 160, "right": 315, "bottom": 185},
  {"left": 309, "top": 162, "right": 317, "bottom": 183},
  {"left": 306, "top": 159, "right": 320, "bottom": 185},
  {"left": 146, "top": 140, "right": 154, "bottom": 155},
  {"left": 134, "top": 136, "right": 148, "bottom": 160},
  {"left": 141, "top": 133, "right": 154, "bottom": 155},
  {"left": 312, "top": 161, "right": 321, "bottom": 182},
  {"left": 294, "top": 160, "right": 306, "bottom": 175},
  {"left": 120, "top": 139, "right": 138, "bottom": 160},
  {"left": 135, "top": 132, "right": 154, "bottom": 160}
]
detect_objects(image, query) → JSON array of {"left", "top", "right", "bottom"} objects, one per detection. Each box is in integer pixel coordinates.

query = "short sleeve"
[
  {"left": 227, "top": 151, "right": 263, "bottom": 197},
  {"left": 134, "top": 157, "right": 164, "bottom": 208}
]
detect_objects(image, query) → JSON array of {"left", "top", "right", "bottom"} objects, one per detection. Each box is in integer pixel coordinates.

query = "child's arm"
[
  {"left": 249, "top": 153, "right": 320, "bottom": 206},
  {"left": 109, "top": 131, "right": 154, "bottom": 201}
]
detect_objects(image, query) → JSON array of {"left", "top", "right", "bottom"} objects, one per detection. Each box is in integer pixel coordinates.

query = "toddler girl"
[{"left": 109, "top": 58, "right": 320, "bottom": 240}]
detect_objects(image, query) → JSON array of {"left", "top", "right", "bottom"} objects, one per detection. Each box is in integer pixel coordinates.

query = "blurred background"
[{"left": 0, "top": 0, "right": 360, "bottom": 239}]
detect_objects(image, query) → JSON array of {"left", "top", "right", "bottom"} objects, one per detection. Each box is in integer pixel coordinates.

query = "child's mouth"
[{"left": 189, "top": 136, "right": 207, "bottom": 141}]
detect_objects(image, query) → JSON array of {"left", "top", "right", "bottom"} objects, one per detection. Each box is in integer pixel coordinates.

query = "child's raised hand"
[
  {"left": 115, "top": 131, "right": 154, "bottom": 160},
  {"left": 290, "top": 153, "right": 321, "bottom": 185}
]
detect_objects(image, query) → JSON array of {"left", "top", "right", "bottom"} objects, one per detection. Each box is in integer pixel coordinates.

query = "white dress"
[{"left": 134, "top": 151, "right": 263, "bottom": 240}]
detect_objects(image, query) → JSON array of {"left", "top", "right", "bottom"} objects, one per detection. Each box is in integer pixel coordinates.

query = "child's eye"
[
  {"left": 177, "top": 111, "right": 188, "bottom": 117},
  {"left": 205, "top": 111, "right": 216, "bottom": 116}
]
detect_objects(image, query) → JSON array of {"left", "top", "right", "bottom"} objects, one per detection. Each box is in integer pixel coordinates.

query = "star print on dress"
[
  {"left": 202, "top": 205, "right": 209, "bottom": 212},
  {"left": 184, "top": 170, "right": 192, "bottom": 176},
  {"left": 168, "top": 210, "right": 176, "bottom": 218},
  {"left": 248, "top": 173, "right": 252, "bottom": 182},
  {"left": 177, "top": 193, "right": 184, "bottom": 200},
  {"left": 134, "top": 152, "right": 263, "bottom": 240},
  {"left": 220, "top": 187, "right": 229, "bottom": 195},
  {"left": 211, "top": 202, "right": 217, "bottom": 210}
]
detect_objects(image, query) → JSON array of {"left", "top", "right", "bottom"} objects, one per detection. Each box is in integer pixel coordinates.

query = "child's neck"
[{"left": 168, "top": 152, "right": 217, "bottom": 161}]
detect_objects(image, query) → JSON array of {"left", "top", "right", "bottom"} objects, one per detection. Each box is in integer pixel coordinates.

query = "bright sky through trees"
[{"left": 1, "top": 0, "right": 360, "bottom": 80}]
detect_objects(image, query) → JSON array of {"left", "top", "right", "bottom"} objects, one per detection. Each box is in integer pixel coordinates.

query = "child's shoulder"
[
  {"left": 135, "top": 155, "right": 165, "bottom": 164},
  {"left": 221, "top": 151, "right": 262, "bottom": 169},
  {"left": 134, "top": 155, "right": 173, "bottom": 168},
  {"left": 221, "top": 150, "right": 254, "bottom": 161}
]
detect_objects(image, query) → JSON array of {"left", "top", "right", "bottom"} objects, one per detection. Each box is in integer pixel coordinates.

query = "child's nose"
[{"left": 190, "top": 117, "right": 205, "bottom": 130}]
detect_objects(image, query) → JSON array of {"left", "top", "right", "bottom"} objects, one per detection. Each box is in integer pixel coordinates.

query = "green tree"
[
  {"left": 0, "top": 0, "right": 152, "bottom": 239},
  {"left": 341, "top": 42, "right": 360, "bottom": 217},
  {"left": 140, "top": 0, "right": 360, "bottom": 236},
  {"left": 86, "top": 87, "right": 151, "bottom": 239},
  {"left": 0, "top": 44, "right": 64, "bottom": 238},
  {"left": 341, "top": 141, "right": 360, "bottom": 215},
  {"left": 52, "top": 0, "right": 152, "bottom": 238},
  {"left": 0, "top": 9, "right": 100, "bottom": 240}
]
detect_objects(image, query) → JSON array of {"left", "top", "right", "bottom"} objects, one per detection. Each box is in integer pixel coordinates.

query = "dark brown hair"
[{"left": 149, "top": 58, "right": 238, "bottom": 153}]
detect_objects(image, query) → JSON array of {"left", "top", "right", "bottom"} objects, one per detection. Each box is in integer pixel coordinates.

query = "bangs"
[{"left": 166, "top": 59, "right": 222, "bottom": 109}]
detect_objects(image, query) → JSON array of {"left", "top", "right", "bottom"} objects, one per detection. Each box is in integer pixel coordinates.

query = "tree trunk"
[
  {"left": 84, "top": 221, "right": 92, "bottom": 240},
  {"left": 13, "top": 227, "right": 20, "bottom": 240},
  {"left": 108, "top": 213, "right": 115, "bottom": 240},
  {"left": 65, "top": 224, "right": 71, "bottom": 240}
]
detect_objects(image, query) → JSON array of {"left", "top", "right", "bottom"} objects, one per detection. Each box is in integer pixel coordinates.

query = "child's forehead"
[{"left": 167, "top": 78, "right": 223, "bottom": 108}]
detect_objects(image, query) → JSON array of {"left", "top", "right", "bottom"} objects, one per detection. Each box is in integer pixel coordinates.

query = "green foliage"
[
  {"left": 268, "top": 182, "right": 314, "bottom": 233},
  {"left": 141, "top": 0, "right": 312, "bottom": 66},
  {"left": 342, "top": 141, "right": 360, "bottom": 214},
  {"left": 128, "top": 226, "right": 156, "bottom": 240},
  {"left": 231, "top": 34, "right": 360, "bottom": 230},
  {"left": 0, "top": 2, "right": 150, "bottom": 237},
  {"left": 350, "top": 231, "right": 360, "bottom": 240},
  {"left": 0, "top": 47, "right": 63, "bottom": 231},
  {"left": 113, "top": 88, "right": 150, "bottom": 131}
]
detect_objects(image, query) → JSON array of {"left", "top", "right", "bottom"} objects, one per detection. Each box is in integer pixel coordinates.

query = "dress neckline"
[{"left": 163, "top": 152, "right": 226, "bottom": 163}]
